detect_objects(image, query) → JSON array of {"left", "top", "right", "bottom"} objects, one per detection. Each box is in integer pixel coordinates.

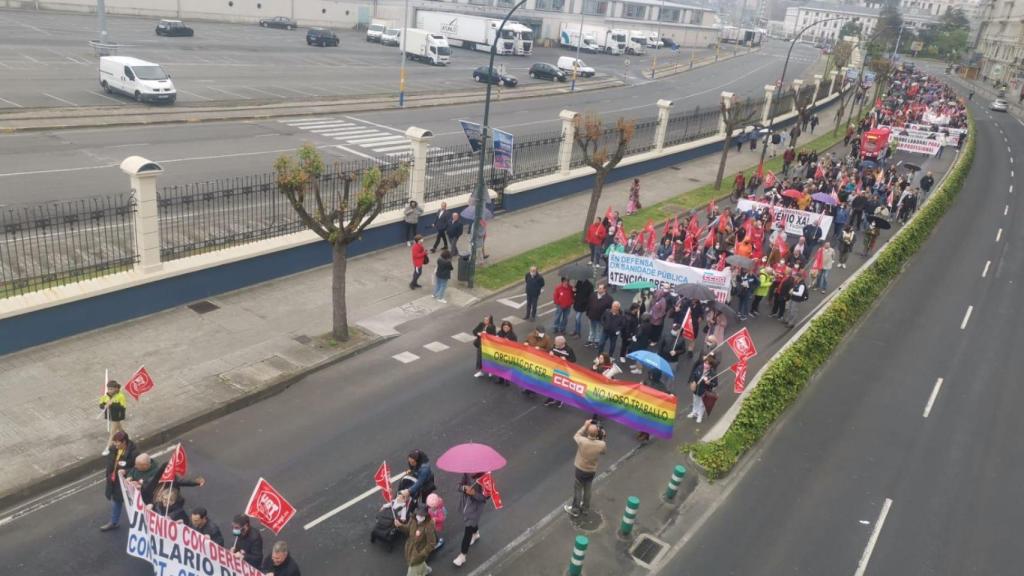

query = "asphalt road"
[
  {"left": 660, "top": 95, "right": 1024, "bottom": 573},
  {"left": 0, "top": 40, "right": 821, "bottom": 205},
  {"left": 0, "top": 8, "right": 710, "bottom": 109}
]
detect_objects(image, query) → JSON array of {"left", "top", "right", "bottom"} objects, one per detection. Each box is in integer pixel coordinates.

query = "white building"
[
  {"left": 783, "top": 1, "right": 940, "bottom": 44},
  {"left": 973, "top": 0, "right": 1024, "bottom": 85}
]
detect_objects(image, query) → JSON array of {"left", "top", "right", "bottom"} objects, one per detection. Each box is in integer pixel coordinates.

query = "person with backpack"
[{"left": 784, "top": 272, "right": 809, "bottom": 327}]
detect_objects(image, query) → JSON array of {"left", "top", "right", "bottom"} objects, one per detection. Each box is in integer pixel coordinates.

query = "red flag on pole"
[
  {"left": 374, "top": 461, "right": 393, "bottom": 503},
  {"left": 725, "top": 327, "right": 758, "bottom": 361},
  {"left": 644, "top": 219, "right": 656, "bottom": 253},
  {"left": 812, "top": 246, "right": 824, "bottom": 272},
  {"left": 731, "top": 360, "right": 749, "bottom": 394},
  {"left": 604, "top": 206, "right": 614, "bottom": 223},
  {"left": 245, "top": 478, "right": 296, "bottom": 535},
  {"left": 662, "top": 218, "right": 671, "bottom": 239},
  {"left": 756, "top": 162, "right": 764, "bottom": 179},
  {"left": 672, "top": 214, "right": 680, "bottom": 236},
  {"left": 615, "top": 224, "right": 627, "bottom": 246},
  {"left": 158, "top": 443, "right": 188, "bottom": 483},
  {"left": 479, "top": 473, "right": 504, "bottom": 510},
  {"left": 687, "top": 215, "right": 700, "bottom": 239},
  {"left": 682, "top": 306, "right": 696, "bottom": 340},
  {"left": 124, "top": 366, "right": 155, "bottom": 401}
]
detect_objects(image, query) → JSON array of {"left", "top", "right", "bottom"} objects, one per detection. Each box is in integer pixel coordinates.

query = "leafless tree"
[
  {"left": 574, "top": 113, "right": 635, "bottom": 239},
  {"left": 714, "top": 96, "right": 761, "bottom": 190}
]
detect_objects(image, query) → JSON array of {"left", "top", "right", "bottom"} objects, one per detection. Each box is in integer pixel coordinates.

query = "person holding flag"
[
  {"left": 100, "top": 430, "right": 136, "bottom": 532},
  {"left": 99, "top": 380, "right": 127, "bottom": 456},
  {"left": 232, "top": 514, "right": 264, "bottom": 569}
]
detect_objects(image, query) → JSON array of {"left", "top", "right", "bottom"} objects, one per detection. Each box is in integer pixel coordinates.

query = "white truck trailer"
[
  {"left": 558, "top": 22, "right": 598, "bottom": 53},
  {"left": 416, "top": 11, "right": 533, "bottom": 55},
  {"left": 404, "top": 28, "right": 451, "bottom": 65}
]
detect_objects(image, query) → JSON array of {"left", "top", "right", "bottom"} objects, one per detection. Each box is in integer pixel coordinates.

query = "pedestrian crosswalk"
[{"left": 279, "top": 116, "right": 412, "bottom": 158}]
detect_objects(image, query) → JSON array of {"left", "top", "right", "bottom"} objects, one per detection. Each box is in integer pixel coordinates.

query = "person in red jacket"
[
  {"left": 551, "top": 277, "right": 575, "bottom": 335},
  {"left": 732, "top": 172, "right": 745, "bottom": 202},
  {"left": 410, "top": 235, "right": 427, "bottom": 290},
  {"left": 585, "top": 217, "right": 607, "bottom": 267}
]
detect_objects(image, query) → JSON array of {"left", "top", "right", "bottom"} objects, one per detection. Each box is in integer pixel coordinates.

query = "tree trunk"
[
  {"left": 714, "top": 132, "right": 733, "bottom": 190},
  {"left": 331, "top": 241, "right": 350, "bottom": 342},
  {"left": 581, "top": 169, "right": 608, "bottom": 241}
]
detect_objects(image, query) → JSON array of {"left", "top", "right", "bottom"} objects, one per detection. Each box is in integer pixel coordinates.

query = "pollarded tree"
[
  {"left": 275, "top": 144, "right": 408, "bottom": 341},
  {"left": 574, "top": 113, "right": 635, "bottom": 239},
  {"left": 714, "top": 95, "right": 761, "bottom": 190}
]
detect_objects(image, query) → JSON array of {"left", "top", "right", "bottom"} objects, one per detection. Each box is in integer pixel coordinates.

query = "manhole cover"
[
  {"left": 293, "top": 335, "right": 312, "bottom": 345},
  {"left": 630, "top": 534, "right": 668, "bottom": 568},
  {"left": 187, "top": 300, "right": 220, "bottom": 314}
]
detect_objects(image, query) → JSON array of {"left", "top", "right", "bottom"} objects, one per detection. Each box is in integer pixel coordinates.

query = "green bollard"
[
  {"left": 568, "top": 535, "right": 589, "bottom": 576},
  {"left": 664, "top": 464, "right": 687, "bottom": 501},
  {"left": 619, "top": 496, "right": 640, "bottom": 536}
]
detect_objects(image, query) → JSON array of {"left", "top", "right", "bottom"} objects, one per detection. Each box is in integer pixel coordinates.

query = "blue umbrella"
[
  {"left": 626, "top": 350, "right": 675, "bottom": 379},
  {"left": 811, "top": 192, "right": 837, "bottom": 206}
]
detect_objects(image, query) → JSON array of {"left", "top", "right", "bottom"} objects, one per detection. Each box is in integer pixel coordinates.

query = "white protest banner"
[
  {"left": 888, "top": 133, "right": 941, "bottom": 155},
  {"left": 119, "top": 479, "right": 265, "bottom": 576},
  {"left": 606, "top": 252, "right": 732, "bottom": 302},
  {"left": 879, "top": 125, "right": 958, "bottom": 146},
  {"left": 737, "top": 198, "right": 833, "bottom": 237}
]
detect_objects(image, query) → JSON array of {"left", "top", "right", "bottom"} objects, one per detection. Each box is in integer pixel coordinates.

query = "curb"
[{"left": 0, "top": 330, "right": 394, "bottom": 513}]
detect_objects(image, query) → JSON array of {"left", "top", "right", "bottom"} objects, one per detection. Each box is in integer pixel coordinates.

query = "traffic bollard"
[
  {"left": 664, "top": 464, "right": 687, "bottom": 501},
  {"left": 568, "top": 535, "right": 588, "bottom": 576},
  {"left": 619, "top": 496, "right": 640, "bottom": 537}
]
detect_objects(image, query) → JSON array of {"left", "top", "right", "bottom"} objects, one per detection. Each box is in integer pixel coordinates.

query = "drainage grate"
[
  {"left": 187, "top": 300, "right": 220, "bottom": 314},
  {"left": 630, "top": 534, "right": 668, "bottom": 568},
  {"left": 670, "top": 165, "right": 682, "bottom": 171},
  {"left": 293, "top": 335, "right": 312, "bottom": 345}
]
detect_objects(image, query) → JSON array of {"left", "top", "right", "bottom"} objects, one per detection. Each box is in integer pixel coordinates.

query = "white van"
[
  {"left": 99, "top": 56, "right": 176, "bottom": 104},
  {"left": 556, "top": 56, "right": 595, "bottom": 78}
]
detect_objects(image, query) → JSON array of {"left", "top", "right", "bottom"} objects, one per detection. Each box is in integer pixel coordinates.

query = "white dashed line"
[
  {"left": 423, "top": 341, "right": 450, "bottom": 352},
  {"left": 982, "top": 260, "right": 990, "bottom": 277},
  {"left": 960, "top": 305, "right": 973, "bottom": 330},
  {"left": 42, "top": 92, "right": 78, "bottom": 106},
  {"left": 854, "top": 498, "right": 893, "bottom": 576},
  {"left": 996, "top": 228, "right": 1003, "bottom": 242},
  {"left": 333, "top": 144, "right": 378, "bottom": 161},
  {"left": 1011, "top": 157, "right": 1015, "bottom": 164},
  {"left": 303, "top": 471, "right": 406, "bottom": 530},
  {"left": 0, "top": 96, "right": 23, "bottom": 108},
  {"left": 923, "top": 378, "right": 944, "bottom": 418},
  {"left": 1005, "top": 204, "right": 1009, "bottom": 216},
  {"left": 1011, "top": 185, "right": 1015, "bottom": 194},
  {"left": 392, "top": 351, "right": 420, "bottom": 364},
  {"left": 452, "top": 332, "right": 476, "bottom": 343}
]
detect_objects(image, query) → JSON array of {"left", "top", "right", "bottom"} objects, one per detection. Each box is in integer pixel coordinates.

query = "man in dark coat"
[
  {"left": 523, "top": 266, "right": 546, "bottom": 320},
  {"left": 585, "top": 283, "right": 613, "bottom": 347},
  {"left": 261, "top": 541, "right": 302, "bottom": 576},
  {"left": 190, "top": 507, "right": 225, "bottom": 546},
  {"left": 232, "top": 514, "right": 264, "bottom": 569},
  {"left": 430, "top": 202, "right": 450, "bottom": 253},
  {"left": 447, "top": 212, "right": 464, "bottom": 256},
  {"left": 571, "top": 279, "right": 593, "bottom": 338},
  {"left": 100, "top": 431, "right": 137, "bottom": 531}
]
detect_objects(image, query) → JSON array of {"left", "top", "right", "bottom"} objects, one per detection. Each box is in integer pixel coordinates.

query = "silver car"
[{"left": 990, "top": 98, "right": 1009, "bottom": 112}]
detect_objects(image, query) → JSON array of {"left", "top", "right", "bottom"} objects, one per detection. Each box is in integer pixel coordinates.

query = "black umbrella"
[
  {"left": 709, "top": 300, "right": 740, "bottom": 322},
  {"left": 558, "top": 261, "right": 595, "bottom": 282},
  {"left": 867, "top": 215, "right": 892, "bottom": 230},
  {"left": 725, "top": 254, "right": 756, "bottom": 269},
  {"left": 674, "top": 283, "right": 716, "bottom": 301},
  {"left": 901, "top": 162, "right": 922, "bottom": 172}
]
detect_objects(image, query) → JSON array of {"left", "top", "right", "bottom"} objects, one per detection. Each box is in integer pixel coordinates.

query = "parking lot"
[{"left": 0, "top": 8, "right": 713, "bottom": 109}]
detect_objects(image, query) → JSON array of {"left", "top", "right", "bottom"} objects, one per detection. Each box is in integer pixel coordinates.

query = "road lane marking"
[
  {"left": 392, "top": 351, "right": 419, "bottom": 364},
  {"left": 960, "top": 305, "right": 973, "bottom": 330},
  {"left": 176, "top": 88, "right": 213, "bottom": 101},
  {"left": 333, "top": 144, "right": 378, "bottom": 161},
  {"left": 423, "top": 341, "right": 449, "bottom": 352},
  {"left": 982, "top": 260, "right": 990, "bottom": 278},
  {"left": 303, "top": 471, "right": 406, "bottom": 530},
  {"left": 1006, "top": 204, "right": 1010, "bottom": 216},
  {"left": 923, "top": 378, "right": 944, "bottom": 418},
  {"left": 0, "top": 96, "right": 23, "bottom": 107},
  {"left": 996, "top": 228, "right": 1003, "bottom": 242},
  {"left": 1011, "top": 185, "right": 1015, "bottom": 194},
  {"left": 42, "top": 92, "right": 78, "bottom": 106},
  {"left": 452, "top": 332, "right": 476, "bottom": 343},
  {"left": 344, "top": 115, "right": 406, "bottom": 134},
  {"left": 85, "top": 90, "right": 124, "bottom": 104},
  {"left": 854, "top": 498, "right": 893, "bottom": 576}
]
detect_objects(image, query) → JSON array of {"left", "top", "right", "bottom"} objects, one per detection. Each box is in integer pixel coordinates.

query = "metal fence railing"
[
  {"left": 770, "top": 90, "right": 796, "bottom": 120},
  {"left": 509, "top": 130, "right": 563, "bottom": 181},
  {"left": 158, "top": 159, "right": 408, "bottom": 261},
  {"left": 624, "top": 116, "right": 661, "bottom": 156},
  {"left": 664, "top": 107, "right": 722, "bottom": 147},
  {"left": 0, "top": 194, "right": 137, "bottom": 299},
  {"left": 734, "top": 96, "right": 767, "bottom": 125},
  {"left": 424, "top": 144, "right": 485, "bottom": 204}
]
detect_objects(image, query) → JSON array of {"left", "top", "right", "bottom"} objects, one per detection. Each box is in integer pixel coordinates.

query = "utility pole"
[
  {"left": 572, "top": 6, "right": 584, "bottom": 92},
  {"left": 399, "top": 0, "right": 409, "bottom": 107},
  {"left": 96, "top": 0, "right": 109, "bottom": 44}
]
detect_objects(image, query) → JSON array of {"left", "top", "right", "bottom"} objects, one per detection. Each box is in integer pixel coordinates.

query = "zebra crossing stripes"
[{"left": 280, "top": 117, "right": 412, "bottom": 156}]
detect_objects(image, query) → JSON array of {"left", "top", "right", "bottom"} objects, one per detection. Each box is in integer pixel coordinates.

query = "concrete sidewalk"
[{"left": 0, "top": 76, "right": 832, "bottom": 510}]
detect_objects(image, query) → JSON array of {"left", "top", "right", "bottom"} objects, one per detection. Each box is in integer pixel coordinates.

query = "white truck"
[
  {"left": 404, "top": 28, "right": 451, "bottom": 65},
  {"left": 592, "top": 27, "right": 627, "bottom": 55},
  {"left": 558, "top": 22, "right": 598, "bottom": 53},
  {"left": 416, "top": 11, "right": 533, "bottom": 55},
  {"left": 626, "top": 30, "right": 648, "bottom": 55}
]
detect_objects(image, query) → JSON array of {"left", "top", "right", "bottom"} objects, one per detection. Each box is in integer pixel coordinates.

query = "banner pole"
[{"left": 104, "top": 368, "right": 111, "bottom": 436}]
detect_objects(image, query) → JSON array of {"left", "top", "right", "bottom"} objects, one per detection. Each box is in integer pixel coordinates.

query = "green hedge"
[
  {"left": 688, "top": 114, "right": 977, "bottom": 478},
  {"left": 474, "top": 119, "right": 847, "bottom": 291}
]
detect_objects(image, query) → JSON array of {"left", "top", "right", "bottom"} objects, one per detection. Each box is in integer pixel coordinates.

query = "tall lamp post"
[
  {"left": 572, "top": 6, "right": 585, "bottom": 92},
  {"left": 398, "top": 0, "right": 409, "bottom": 107},
  {"left": 756, "top": 16, "right": 850, "bottom": 170},
  {"left": 466, "top": 0, "right": 528, "bottom": 288}
]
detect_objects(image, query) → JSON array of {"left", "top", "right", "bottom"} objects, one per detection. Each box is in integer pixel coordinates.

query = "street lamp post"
[
  {"left": 650, "top": 0, "right": 664, "bottom": 79},
  {"left": 572, "top": 6, "right": 584, "bottom": 92},
  {"left": 398, "top": 0, "right": 409, "bottom": 107},
  {"left": 757, "top": 16, "right": 850, "bottom": 171},
  {"left": 466, "top": 0, "right": 528, "bottom": 288}
]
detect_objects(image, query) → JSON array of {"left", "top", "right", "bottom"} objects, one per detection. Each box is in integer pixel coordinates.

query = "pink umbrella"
[{"left": 436, "top": 443, "right": 507, "bottom": 473}]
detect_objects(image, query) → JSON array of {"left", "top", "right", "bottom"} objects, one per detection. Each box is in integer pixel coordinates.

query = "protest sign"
[
  {"left": 606, "top": 252, "right": 732, "bottom": 303},
  {"left": 481, "top": 334, "right": 677, "bottom": 439},
  {"left": 119, "top": 480, "right": 266, "bottom": 576},
  {"left": 737, "top": 198, "right": 833, "bottom": 237}
]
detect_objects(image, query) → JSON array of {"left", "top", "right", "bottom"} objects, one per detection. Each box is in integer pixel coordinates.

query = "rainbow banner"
[{"left": 480, "top": 334, "right": 677, "bottom": 439}]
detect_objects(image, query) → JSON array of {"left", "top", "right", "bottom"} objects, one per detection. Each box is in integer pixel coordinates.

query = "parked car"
[
  {"left": 306, "top": 28, "right": 339, "bottom": 47},
  {"left": 990, "top": 98, "right": 1009, "bottom": 112},
  {"left": 528, "top": 62, "right": 566, "bottom": 82},
  {"left": 472, "top": 65, "right": 518, "bottom": 87},
  {"left": 155, "top": 19, "right": 194, "bottom": 37},
  {"left": 556, "top": 56, "right": 595, "bottom": 78},
  {"left": 259, "top": 16, "right": 297, "bottom": 30},
  {"left": 381, "top": 27, "right": 402, "bottom": 46}
]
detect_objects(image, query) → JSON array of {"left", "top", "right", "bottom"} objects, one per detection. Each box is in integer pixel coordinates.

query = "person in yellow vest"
[{"left": 100, "top": 380, "right": 127, "bottom": 456}]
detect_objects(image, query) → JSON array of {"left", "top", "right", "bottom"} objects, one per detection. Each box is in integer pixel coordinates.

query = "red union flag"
[
  {"left": 479, "top": 473, "right": 504, "bottom": 510},
  {"left": 158, "top": 443, "right": 188, "bottom": 483},
  {"left": 731, "top": 360, "right": 749, "bottom": 394},
  {"left": 245, "top": 478, "right": 296, "bottom": 535},
  {"left": 374, "top": 461, "right": 393, "bottom": 503},
  {"left": 682, "top": 307, "right": 696, "bottom": 341},
  {"left": 725, "top": 327, "right": 757, "bottom": 361},
  {"left": 124, "top": 366, "right": 155, "bottom": 401}
]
